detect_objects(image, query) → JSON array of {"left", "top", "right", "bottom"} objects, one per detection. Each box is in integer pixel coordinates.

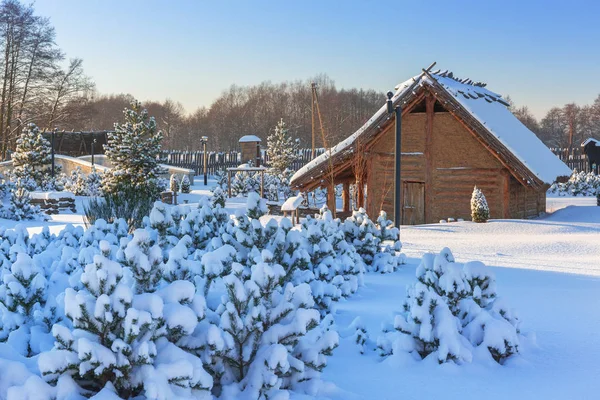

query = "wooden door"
[{"left": 402, "top": 182, "right": 425, "bottom": 225}]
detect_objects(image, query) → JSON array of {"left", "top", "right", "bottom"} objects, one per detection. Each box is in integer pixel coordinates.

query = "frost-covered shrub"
[
  {"left": 471, "top": 186, "right": 490, "bottom": 223},
  {"left": 63, "top": 166, "right": 88, "bottom": 196},
  {"left": 38, "top": 241, "right": 213, "bottom": 398},
  {"left": 212, "top": 186, "right": 226, "bottom": 208},
  {"left": 102, "top": 100, "right": 166, "bottom": 200},
  {"left": 181, "top": 174, "right": 191, "bottom": 193},
  {"left": 0, "top": 252, "right": 55, "bottom": 356},
  {"left": 84, "top": 186, "right": 154, "bottom": 232},
  {"left": 550, "top": 169, "right": 600, "bottom": 196},
  {"left": 12, "top": 123, "right": 56, "bottom": 190},
  {"left": 170, "top": 173, "right": 180, "bottom": 193},
  {"left": 378, "top": 248, "right": 521, "bottom": 365},
  {"left": 215, "top": 250, "right": 338, "bottom": 398},
  {"left": 6, "top": 180, "right": 43, "bottom": 221},
  {"left": 86, "top": 166, "right": 103, "bottom": 197}
]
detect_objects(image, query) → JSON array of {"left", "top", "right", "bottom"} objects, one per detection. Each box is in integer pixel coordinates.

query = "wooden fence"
[
  {"left": 161, "top": 148, "right": 325, "bottom": 175},
  {"left": 550, "top": 147, "right": 594, "bottom": 173}
]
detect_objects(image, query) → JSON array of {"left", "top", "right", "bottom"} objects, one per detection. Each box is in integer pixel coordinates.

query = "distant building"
[
  {"left": 582, "top": 138, "right": 600, "bottom": 173},
  {"left": 290, "top": 69, "right": 571, "bottom": 224}
]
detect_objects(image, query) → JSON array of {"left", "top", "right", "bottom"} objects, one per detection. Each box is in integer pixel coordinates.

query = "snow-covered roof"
[
  {"left": 582, "top": 138, "right": 600, "bottom": 147},
  {"left": 239, "top": 135, "right": 262, "bottom": 143},
  {"left": 291, "top": 68, "right": 571, "bottom": 189}
]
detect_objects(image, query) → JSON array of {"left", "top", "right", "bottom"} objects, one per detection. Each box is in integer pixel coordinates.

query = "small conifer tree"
[
  {"left": 12, "top": 123, "right": 55, "bottom": 190},
  {"left": 170, "top": 173, "right": 180, "bottom": 192},
  {"left": 471, "top": 186, "right": 490, "bottom": 223},
  {"left": 180, "top": 174, "right": 191, "bottom": 193}
]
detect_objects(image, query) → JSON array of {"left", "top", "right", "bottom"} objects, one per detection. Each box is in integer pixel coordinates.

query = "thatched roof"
[{"left": 290, "top": 69, "right": 571, "bottom": 191}]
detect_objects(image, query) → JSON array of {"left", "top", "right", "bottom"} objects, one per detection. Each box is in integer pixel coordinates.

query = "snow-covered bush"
[
  {"left": 170, "top": 173, "right": 180, "bottom": 193},
  {"left": 84, "top": 186, "right": 154, "bottom": 232},
  {"left": 11, "top": 123, "right": 56, "bottom": 190},
  {"left": 0, "top": 252, "right": 55, "bottom": 356},
  {"left": 38, "top": 241, "right": 213, "bottom": 398},
  {"left": 102, "top": 100, "right": 166, "bottom": 200},
  {"left": 212, "top": 186, "right": 226, "bottom": 208},
  {"left": 63, "top": 166, "right": 88, "bottom": 196},
  {"left": 6, "top": 180, "right": 43, "bottom": 221},
  {"left": 181, "top": 174, "right": 191, "bottom": 193},
  {"left": 341, "top": 208, "right": 404, "bottom": 273},
  {"left": 86, "top": 166, "right": 103, "bottom": 197},
  {"left": 471, "top": 186, "right": 490, "bottom": 223},
  {"left": 550, "top": 169, "right": 600, "bottom": 196},
  {"left": 378, "top": 248, "right": 522, "bottom": 365},
  {"left": 215, "top": 250, "right": 338, "bottom": 398}
]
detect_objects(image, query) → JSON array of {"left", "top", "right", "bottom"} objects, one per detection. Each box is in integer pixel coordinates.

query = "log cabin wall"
[
  {"left": 364, "top": 96, "right": 549, "bottom": 224},
  {"left": 508, "top": 177, "right": 547, "bottom": 219},
  {"left": 366, "top": 113, "right": 426, "bottom": 218},
  {"left": 429, "top": 112, "right": 505, "bottom": 223}
]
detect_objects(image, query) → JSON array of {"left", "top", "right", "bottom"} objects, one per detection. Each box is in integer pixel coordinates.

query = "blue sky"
[{"left": 35, "top": 0, "right": 600, "bottom": 118}]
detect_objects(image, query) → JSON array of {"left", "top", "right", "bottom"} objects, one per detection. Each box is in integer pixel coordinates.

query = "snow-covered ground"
[
  {"left": 1, "top": 180, "right": 598, "bottom": 399},
  {"left": 325, "top": 196, "right": 600, "bottom": 400}
]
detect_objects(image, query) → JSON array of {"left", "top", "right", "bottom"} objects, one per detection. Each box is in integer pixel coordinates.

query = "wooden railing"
[{"left": 550, "top": 147, "right": 594, "bottom": 173}]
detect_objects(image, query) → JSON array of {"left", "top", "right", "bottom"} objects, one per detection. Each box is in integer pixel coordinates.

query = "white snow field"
[
  {"left": 0, "top": 178, "right": 598, "bottom": 400},
  {"left": 325, "top": 201, "right": 600, "bottom": 400}
]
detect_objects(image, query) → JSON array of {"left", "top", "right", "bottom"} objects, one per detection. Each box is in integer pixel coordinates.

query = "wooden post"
[
  {"left": 503, "top": 171, "right": 510, "bottom": 219},
  {"left": 424, "top": 93, "right": 435, "bottom": 223},
  {"left": 227, "top": 169, "right": 232, "bottom": 198},
  {"left": 327, "top": 183, "right": 336, "bottom": 214},
  {"left": 342, "top": 182, "right": 350, "bottom": 212},
  {"left": 260, "top": 170, "right": 264, "bottom": 198},
  {"left": 357, "top": 182, "right": 364, "bottom": 210}
]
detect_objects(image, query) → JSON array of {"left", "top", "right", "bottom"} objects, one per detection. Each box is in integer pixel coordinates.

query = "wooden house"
[
  {"left": 582, "top": 138, "right": 600, "bottom": 173},
  {"left": 290, "top": 69, "right": 571, "bottom": 224}
]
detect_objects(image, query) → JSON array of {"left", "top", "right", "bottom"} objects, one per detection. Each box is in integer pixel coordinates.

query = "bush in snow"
[
  {"left": 11, "top": 123, "right": 56, "bottom": 190},
  {"left": 181, "top": 174, "right": 191, "bottom": 193},
  {"left": 215, "top": 250, "right": 338, "bottom": 398},
  {"left": 378, "top": 248, "right": 522, "bottom": 364},
  {"left": 0, "top": 252, "right": 55, "bottom": 356},
  {"left": 550, "top": 169, "right": 600, "bottom": 196},
  {"left": 38, "top": 240, "right": 213, "bottom": 398},
  {"left": 63, "top": 166, "right": 88, "bottom": 196},
  {"left": 86, "top": 166, "right": 104, "bottom": 197},
  {"left": 7, "top": 180, "right": 43, "bottom": 221},
  {"left": 212, "top": 186, "right": 226, "bottom": 208},
  {"left": 102, "top": 100, "right": 166, "bottom": 200},
  {"left": 84, "top": 186, "right": 154, "bottom": 232},
  {"left": 246, "top": 191, "right": 268, "bottom": 219},
  {"left": 170, "top": 173, "right": 180, "bottom": 193},
  {"left": 471, "top": 186, "right": 490, "bottom": 223}
]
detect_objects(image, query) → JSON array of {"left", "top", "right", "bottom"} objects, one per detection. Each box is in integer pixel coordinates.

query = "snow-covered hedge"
[
  {"left": 550, "top": 170, "right": 600, "bottom": 196},
  {"left": 377, "top": 248, "right": 523, "bottom": 365}
]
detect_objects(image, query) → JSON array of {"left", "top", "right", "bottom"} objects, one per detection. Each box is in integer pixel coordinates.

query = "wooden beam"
[
  {"left": 503, "top": 170, "right": 510, "bottom": 219},
  {"left": 424, "top": 92, "right": 435, "bottom": 223},
  {"left": 357, "top": 181, "right": 364, "bottom": 210},
  {"left": 342, "top": 182, "right": 350, "bottom": 212},
  {"left": 327, "top": 182, "right": 336, "bottom": 216}
]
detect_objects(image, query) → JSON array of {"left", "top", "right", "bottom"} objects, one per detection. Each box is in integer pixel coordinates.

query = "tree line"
[
  {"left": 0, "top": 0, "right": 92, "bottom": 159},
  {"left": 0, "top": 0, "right": 598, "bottom": 158},
  {"left": 508, "top": 95, "right": 600, "bottom": 148}
]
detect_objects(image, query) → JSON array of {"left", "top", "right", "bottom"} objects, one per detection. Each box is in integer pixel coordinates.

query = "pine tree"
[
  {"left": 247, "top": 191, "right": 268, "bottom": 219},
  {"left": 103, "top": 101, "right": 165, "bottom": 199},
  {"left": 12, "top": 123, "right": 54, "bottom": 190},
  {"left": 180, "top": 174, "right": 191, "bottom": 193},
  {"left": 0, "top": 252, "right": 50, "bottom": 355},
  {"left": 212, "top": 186, "right": 226, "bottom": 208},
  {"left": 39, "top": 241, "right": 213, "bottom": 397},
  {"left": 471, "top": 186, "right": 490, "bottom": 223},
  {"left": 123, "top": 229, "right": 163, "bottom": 294},
  {"left": 64, "top": 167, "right": 88, "bottom": 195},
  {"left": 86, "top": 167, "right": 103, "bottom": 196},
  {"left": 267, "top": 119, "right": 298, "bottom": 175},
  {"left": 169, "top": 173, "right": 180, "bottom": 193},
  {"left": 8, "top": 180, "right": 41, "bottom": 221}
]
